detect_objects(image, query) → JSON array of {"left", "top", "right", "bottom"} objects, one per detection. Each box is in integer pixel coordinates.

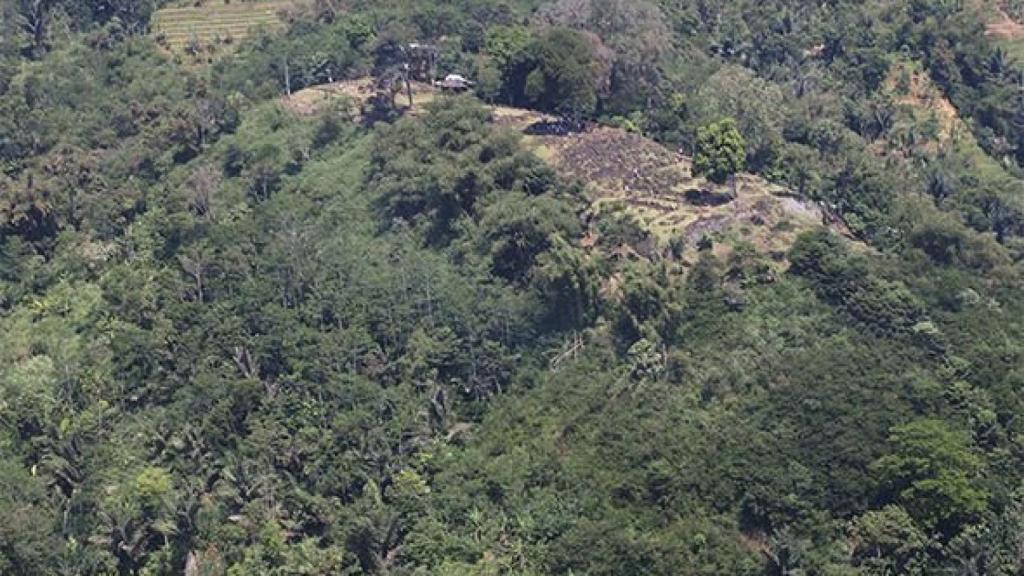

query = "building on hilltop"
[{"left": 435, "top": 74, "right": 474, "bottom": 92}]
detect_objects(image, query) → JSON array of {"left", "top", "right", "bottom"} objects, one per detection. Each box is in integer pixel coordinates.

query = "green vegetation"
[
  {"left": 513, "top": 27, "right": 603, "bottom": 119},
  {"left": 693, "top": 118, "right": 746, "bottom": 187},
  {"left": 2, "top": 0, "right": 1024, "bottom": 574}
]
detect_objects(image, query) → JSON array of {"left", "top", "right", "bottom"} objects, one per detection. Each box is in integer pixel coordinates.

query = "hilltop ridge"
[{"left": 284, "top": 78, "right": 841, "bottom": 264}]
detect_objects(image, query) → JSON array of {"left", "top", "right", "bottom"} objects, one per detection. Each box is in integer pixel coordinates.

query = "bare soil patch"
[{"left": 987, "top": 4, "right": 1024, "bottom": 39}]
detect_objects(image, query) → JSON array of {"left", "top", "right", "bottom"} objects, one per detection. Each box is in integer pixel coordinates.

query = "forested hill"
[{"left": 2, "top": 0, "right": 1024, "bottom": 574}]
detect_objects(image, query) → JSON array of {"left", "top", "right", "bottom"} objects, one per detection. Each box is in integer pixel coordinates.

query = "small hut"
[{"left": 435, "top": 74, "right": 475, "bottom": 92}]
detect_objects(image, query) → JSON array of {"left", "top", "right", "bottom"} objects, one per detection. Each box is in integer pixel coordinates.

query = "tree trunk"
[{"left": 283, "top": 57, "right": 291, "bottom": 96}]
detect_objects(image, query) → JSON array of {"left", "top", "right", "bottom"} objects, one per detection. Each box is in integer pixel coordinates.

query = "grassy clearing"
[
  {"left": 281, "top": 78, "right": 439, "bottom": 117},
  {"left": 151, "top": 0, "right": 294, "bottom": 53}
]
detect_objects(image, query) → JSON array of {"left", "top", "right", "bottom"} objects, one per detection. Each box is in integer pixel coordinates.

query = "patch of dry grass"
[{"left": 281, "top": 79, "right": 438, "bottom": 118}]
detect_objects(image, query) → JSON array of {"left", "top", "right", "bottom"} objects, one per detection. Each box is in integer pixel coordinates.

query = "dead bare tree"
[
  {"left": 17, "top": 0, "right": 52, "bottom": 56},
  {"left": 185, "top": 164, "right": 221, "bottom": 221},
  {"left": 283, "top": 56, "right": 292, "bottom": 96},
  {"left": 232, "top": 345, "right": 259, "bottom": 381},
  {"left": 548, "top": 331, "right": 586, "bottom": 370},
  {"left": 178, "top": 248, "right": 209, "bottom": 303}
]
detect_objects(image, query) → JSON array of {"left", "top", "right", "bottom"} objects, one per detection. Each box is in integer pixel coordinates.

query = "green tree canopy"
[
  {"left": 513, "top": 27, "right": 602, "bottom": 119},
  {"left": 871, "top": 419, "right": 988, "bottom": 535},
  {"left": 693, "top": 117, "right": 746, "bottom": 186}
]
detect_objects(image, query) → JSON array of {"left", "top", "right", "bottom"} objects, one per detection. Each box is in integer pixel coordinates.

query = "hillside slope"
[
  {"left": 4, "top": 0, "right": 1024, "bottom": 574},
  {"left": 286, "top": 79, "right": 834, "bottom": 263}
]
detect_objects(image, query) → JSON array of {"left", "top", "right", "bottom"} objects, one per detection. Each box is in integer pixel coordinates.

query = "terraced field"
[
  {"left": 152, "top": 1, "right": 294, "bottom": 53},
  {"left": 535, "top": 127, "right": 829, "bottom": 260}
]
